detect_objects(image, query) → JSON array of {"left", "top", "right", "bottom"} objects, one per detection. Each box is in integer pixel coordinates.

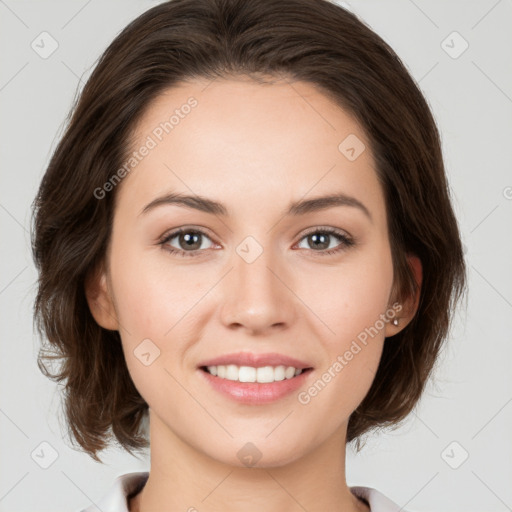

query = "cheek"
[
  {"left": 297, "top": 244, "right": 393, "bottom": 399},
  {"left": 108, "top": 250, "right": 197, "bottom": 410},
  {"left": 109, "top": 243, "right": 197, "bottom": 335},
  {"left": 301, "top": 248, "right": 394, "bottom": 345},
  {"left": 108, "top": 242, "right": 210, "bottom": 398}
]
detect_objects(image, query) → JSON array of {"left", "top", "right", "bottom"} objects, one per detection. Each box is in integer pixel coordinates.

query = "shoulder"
[
  {"left": 350, "top": 485, "right": 407, "bottom": 512},
  {"left": 77, "top": 472, "right": 149, "bottom": 512}
]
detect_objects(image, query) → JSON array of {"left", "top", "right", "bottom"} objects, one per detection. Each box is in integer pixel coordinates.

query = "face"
[{"left": 90, "top": 76, "right": 402, "bottom": 468}]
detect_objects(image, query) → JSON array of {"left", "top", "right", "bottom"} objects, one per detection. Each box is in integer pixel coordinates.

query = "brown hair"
[{"left": 31, "top": 0, "right": 466, "bottom": 462}]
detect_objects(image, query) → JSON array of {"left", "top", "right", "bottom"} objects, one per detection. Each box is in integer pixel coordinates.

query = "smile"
[
  {"left": 199, "top": 365, "right": 313, "bottom": 404},
  {"left": 202, "top": 364, "right": 311, "bottom": 383}
]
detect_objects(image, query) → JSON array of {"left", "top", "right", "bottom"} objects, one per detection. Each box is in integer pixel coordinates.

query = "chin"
[{"left": 203, "top": 435, "right": 310, "bottom": 469}]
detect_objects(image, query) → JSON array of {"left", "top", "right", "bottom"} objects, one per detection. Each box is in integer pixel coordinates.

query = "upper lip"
[{"left": 198, "top": 352, "right": 313, "bottom": 370}]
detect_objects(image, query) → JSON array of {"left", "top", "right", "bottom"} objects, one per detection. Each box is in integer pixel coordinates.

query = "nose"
[{"left": 219, "top": 241, "right": 297, "bottom": 335}]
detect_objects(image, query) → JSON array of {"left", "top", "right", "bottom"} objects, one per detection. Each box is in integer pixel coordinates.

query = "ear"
[
  {"left": 385, "top": 254, "right": 423, "bottom": 337},
  {"left": 84, "top": 262, "right": 119, "bottom": 331}
]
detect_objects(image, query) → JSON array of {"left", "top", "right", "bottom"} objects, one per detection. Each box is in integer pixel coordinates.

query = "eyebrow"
[{"left": 139, "top": 191, "right": 372, "bottom": 221}]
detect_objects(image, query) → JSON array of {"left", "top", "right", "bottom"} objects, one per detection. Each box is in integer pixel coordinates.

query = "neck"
[{"left": 129, "top": 410, "right": 369, "bottom": 512}]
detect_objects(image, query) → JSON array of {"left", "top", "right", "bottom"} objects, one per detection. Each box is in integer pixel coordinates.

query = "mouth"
[
  {"left": 198, "top": 363, "right": 314, "bottom": 404},
  {"left": 199, "top": 365, "right": 314, "bottom": 384},
  {"left": 196, "top": 352, "right": 314, "bottom": 403}
]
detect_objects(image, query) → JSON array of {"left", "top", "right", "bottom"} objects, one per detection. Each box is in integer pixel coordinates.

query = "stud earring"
[{"left": 392, "top": 318, "right": 399, "bottom": 326}]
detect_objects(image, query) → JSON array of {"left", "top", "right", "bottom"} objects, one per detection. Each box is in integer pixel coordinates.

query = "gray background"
[{"left": 1, "top": 1, "right": 511, "bottom": 511}]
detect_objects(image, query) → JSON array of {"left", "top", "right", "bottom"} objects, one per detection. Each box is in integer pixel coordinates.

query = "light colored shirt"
[{"left": 78, "top": 472, "right": 407, "bottom": 512}]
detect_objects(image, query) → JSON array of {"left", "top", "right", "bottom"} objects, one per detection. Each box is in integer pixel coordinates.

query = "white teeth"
[
  {"left": 258, "top": 366, "right": 280, "bottom": 383},
  {"left": 226, "top": 364, "right": 241, "bottom": 381},
  {"left": 284, "top": 366, "right": 296, "bottom": 379},
  {"left": 236, "top": 365, "right": 256, "bottom": 382},
  {"left": 205, "top": 364, "right": 304, "bottom": 383},
  {"left": 271, "top": 366, "right": 285, "bottom": 382}
]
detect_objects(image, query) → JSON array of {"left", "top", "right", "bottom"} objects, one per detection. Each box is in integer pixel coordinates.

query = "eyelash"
[{"left": 158, "top": 227, "right": 355, "bottom": 258}]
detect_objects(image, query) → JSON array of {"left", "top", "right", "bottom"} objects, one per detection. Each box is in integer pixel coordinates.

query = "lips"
[{"left": 197, "top": 351, "right": 313, "bottom": 370}]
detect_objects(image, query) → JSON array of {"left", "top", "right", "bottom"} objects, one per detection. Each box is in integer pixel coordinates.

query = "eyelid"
[
  {"left": 298, "top": 225, "right": 352, "bottom": 239},
  {"left": 158, "top": 225, "right": 216, "bottom": 244}
]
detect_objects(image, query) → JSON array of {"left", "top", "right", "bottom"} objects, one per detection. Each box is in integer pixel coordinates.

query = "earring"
[{"left": 392, "top": 318, "right": 399, "bottom": 326}]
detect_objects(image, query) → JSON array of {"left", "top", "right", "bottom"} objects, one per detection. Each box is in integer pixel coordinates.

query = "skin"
[{"left": 86, "top": 75, "right": 421, "bottom": 512}]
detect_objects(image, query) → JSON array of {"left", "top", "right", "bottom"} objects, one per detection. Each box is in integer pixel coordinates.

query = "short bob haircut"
[{"left": 31, "top": 0, "right": 466, "bottom": 463}]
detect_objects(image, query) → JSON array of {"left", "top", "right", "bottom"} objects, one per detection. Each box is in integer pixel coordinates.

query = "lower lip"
[{"left": 198, "top": 368, "right": 313, "bottom": 404}]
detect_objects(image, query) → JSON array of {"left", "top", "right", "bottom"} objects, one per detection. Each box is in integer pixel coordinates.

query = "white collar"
[{"left": 79, "top": 472, "right": 406, "bottom": 512}]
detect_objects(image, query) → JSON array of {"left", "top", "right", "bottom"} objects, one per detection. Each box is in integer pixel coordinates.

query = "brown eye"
[
  {"left": 296, "top": 228, "right": 354, "bottom": 256},
  {"left": 160, "top": 228, "right": 214, "bottom": 257}
]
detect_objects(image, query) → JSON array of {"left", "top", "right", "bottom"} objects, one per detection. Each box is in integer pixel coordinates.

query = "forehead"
[
  {"left": 133, "top": 76, "right": 368, "bottom": 161},
  {"left": 116, "top": 76, "right": 386, "bottom": 225}
]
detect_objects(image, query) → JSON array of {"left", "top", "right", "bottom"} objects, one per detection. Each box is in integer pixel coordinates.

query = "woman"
[{"left": 31, "top": 0, "right": 466, "bottom": 510}]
